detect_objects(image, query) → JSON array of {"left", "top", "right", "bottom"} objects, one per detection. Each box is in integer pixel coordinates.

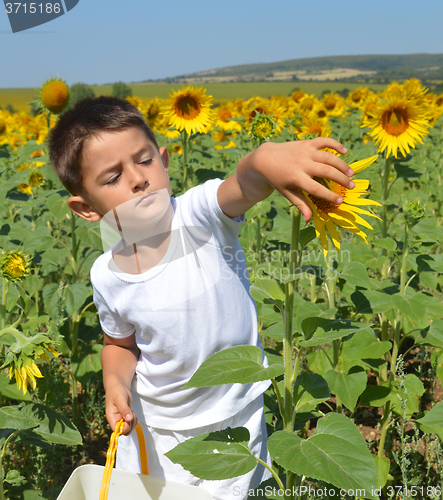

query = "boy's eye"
[
  {"left": 107, "top": 174, "right": 120, "bottom": 185},
  {"left": 140, "top": 159, "right": 152, "bottom": 165}
]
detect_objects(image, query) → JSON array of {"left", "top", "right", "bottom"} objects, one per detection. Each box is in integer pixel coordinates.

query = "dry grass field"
[{"left": 0, "top": 81, "right": 386, "bottom": 112}]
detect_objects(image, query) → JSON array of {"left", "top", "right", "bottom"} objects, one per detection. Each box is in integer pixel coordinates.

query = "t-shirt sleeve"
[
  {"left": 181, "top": 178, "right": 245, "bottom": 248},
  {"left": 91, "top": 271, "right": 135, "bottom": 339}
]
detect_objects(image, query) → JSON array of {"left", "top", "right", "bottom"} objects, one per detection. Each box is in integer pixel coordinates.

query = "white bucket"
[{"left": 56, "top": 464, "right": 212, "bottom": 500}]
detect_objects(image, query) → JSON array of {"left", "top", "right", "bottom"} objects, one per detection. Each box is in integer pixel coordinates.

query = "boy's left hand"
[{"left": 240, "top": 137, "right": 355, "bottom": 222}]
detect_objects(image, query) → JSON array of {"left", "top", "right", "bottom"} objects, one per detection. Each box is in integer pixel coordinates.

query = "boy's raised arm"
[
  {"left": 101, "top": 332, "right": 139, "bottom": 434},
  {"left": 217, "top": 137, "right": 355, "bottom": 222}
]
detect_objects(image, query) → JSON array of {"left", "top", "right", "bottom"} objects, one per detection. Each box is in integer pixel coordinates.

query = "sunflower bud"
[{"left": 250, "top": 113, "right": 275, "bottom": 142}]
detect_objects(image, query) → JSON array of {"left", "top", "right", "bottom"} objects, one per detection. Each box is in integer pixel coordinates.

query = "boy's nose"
[{"left": 129, "top": 164, "right": 148, "bottom": 191}]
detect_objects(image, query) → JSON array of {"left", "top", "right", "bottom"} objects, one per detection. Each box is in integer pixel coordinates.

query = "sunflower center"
[
  {"left": 309, "top": 182, "right": 345, "bottom": 213},
  {"left": 0, "top": 121, "right": 5, "bottom": 135},
  {"left": 309, "top": 194, "right": 339, "bottom": 213},
  {"left": 382, "top": 107, "right": 409, "bottom": 136},
  {"left": 254, "top": 121, "right": 273, "bottom": 138},
  {"left": 220, "top": 109, "right": 232, "bottom": 122},
  {"left": 317, "top": 109, "right": 327, "bottom": 118},
  {"left": 7, "top": 256, "right": 26, "bottom": 277},
  {"left": 436, "top": 96, "right": 443, "bottom": 107},
  {"left": 324, "top": 98, "right": 336, "bottom": 110},
  {"left": 308, "top": 124, "right": 324, "bottom": 136},
  {"left": 174, "top": 95, "right": 201, "bottom": 120},
  {"left": 147, "top": 103, "right": 159, "bottom": 119},
  {"left": 301, "top": 99, "right": 314, "bottom": 111},
  {"left": 351, "top": 92, "right": 362, "bottom": 103}
]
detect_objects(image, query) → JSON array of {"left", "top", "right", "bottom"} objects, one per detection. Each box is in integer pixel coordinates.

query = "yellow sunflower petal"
[
  {"left": 326, "top": 219, "right": 340, "bottom": 251},
  {"left": 349, "top": 155, "right": 379, "bottom": 174}
]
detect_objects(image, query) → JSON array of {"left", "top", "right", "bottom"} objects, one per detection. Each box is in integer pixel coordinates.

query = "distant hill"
[{"left": 144, "top": 54, "right": 443, "bottom": 86}]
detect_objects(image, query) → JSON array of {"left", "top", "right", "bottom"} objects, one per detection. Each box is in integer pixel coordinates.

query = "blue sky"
[{"left": 2, "top": 0, "right": 443, "bottom": 89}]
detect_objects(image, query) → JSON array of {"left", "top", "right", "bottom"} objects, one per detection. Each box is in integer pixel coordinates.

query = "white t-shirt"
[{"left": 90, "top": 178, "right": 270, "bottom": 430}]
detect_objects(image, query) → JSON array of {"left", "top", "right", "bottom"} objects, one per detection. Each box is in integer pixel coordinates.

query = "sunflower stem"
[
  {"left": 182, "top": 130, "right": 189, "bottom": 190},
  {"left": 283, "top": 208, "right": 301, "bottom": 430},
  {"left": 255, "top": 213, "right": 262, "bottom": 261},
  {"left": 0, "top": 429, "right": 20, "bottom": 500},
  {"left": 325, "top": 243, "right": 343, "bottom": 412},
  {"left": 1, "top": 278, "right": 7, "bottom": 331},
  {"left": 380, "top": 155, "right": 393, "bottom": 280}
]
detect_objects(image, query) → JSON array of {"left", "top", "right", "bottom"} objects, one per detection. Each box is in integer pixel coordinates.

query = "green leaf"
[
  {"left": 250, "top": 278, "right": 285, "bottom": 304},
  {"left": 260, "top": 321, "right": 284, "bottom": 342},
  {"left": 324, "top": 367, "right": 367, "bottom": 412},
  {"left": 359, "top": 384, "right": 395, "bottom": 408},
  {"left": 411, "top": 218, "right": 442, "bottom": 243},
  {"left": 341, "top": 328, "right": 391, "bottom": 365},
  {"left": 299, "top": 226, "right": 316, "bottom": 250},
  {"left": 5, "top": 469, "right": 26, "bottom": 485},
  {"left": 42, "top": 283, "right": 63, "bottom": 319},
  {"left": 0, "top": 405, "right": 38, "bottom": 430},
  {"left": 351, "top": 290, "right": 394, "bottom": 315},
  {"left": 75, "top": 219, "right": 103, "bottom": 250},
  {"left": 391, "top": 374, "right": 424, "bottom": 418},
  {"left": 0, "top": 372, "right": 32, "bottom": 402},
  {"left": 293, "top": 372, "right": 330, "bottom": 412},
  {"left": 165, "top": 426, "right": 257, "bottom": 480},
  {"left": 391, "top": 292, "right": 427, "bottom": 321},
  {"left": 413, "top": 320, "right": 443, "bottom": 348},
  {"left": 46, "top": 192, "right": 71, "bottom": 221},
  {"left": 306, "top": 349, "right": 334, "bottom": 379},
  {"left": 372, "top": 238, "right": 397, "bottom": 252},
  {"left": 20, "top": 403, "right": 82, "bottom": 446},
  {"left": 268, "top": 414, "right": 378, "bottom": 499},
  {"left": 194, "top": 168, "right": 226, "bottom": 184},
  {"left": 71, "top": 343, "right": 102, "bottom": 385},
  {"left": 417, "top": 401, "right": 443, "bottom": 439},
  {"left": 339, "top": 262, "right": 370, "bottom": 289},
  {"left": 300, "top": 319, "right": 371, "bottom": 348},
  {"left": 21, "top": 275, "right": 44, "bottom": 296},
  {"left": 182, "top": 346, "right": 283, "bottom": 388},
  {"left": 64, "top": 283, "right": 91, "bottom": 316},
  {"left": 374, "top": 455, "right": 390, "bottom": 489}
]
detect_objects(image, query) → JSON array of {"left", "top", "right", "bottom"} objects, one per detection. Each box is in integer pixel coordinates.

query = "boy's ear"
[
  {"left": 67, "top": 195, "right": 103, "bottom": 222},
  {"left": 159, "top": 146, "right": 169, "bottom": 173}
]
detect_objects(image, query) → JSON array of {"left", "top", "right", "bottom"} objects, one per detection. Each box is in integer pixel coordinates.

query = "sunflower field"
[{"left": 1, "top": 78, "right": 443, "bottom": 500}]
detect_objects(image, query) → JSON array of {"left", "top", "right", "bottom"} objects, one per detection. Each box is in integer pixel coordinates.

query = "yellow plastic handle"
[{"left": 99, "top": 419, "right": 149, "bottom": 500}]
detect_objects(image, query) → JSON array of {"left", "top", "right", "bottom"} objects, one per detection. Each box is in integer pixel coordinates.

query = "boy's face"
[{"left": 68, "top": 127, "right": 171, "bottom": 224}]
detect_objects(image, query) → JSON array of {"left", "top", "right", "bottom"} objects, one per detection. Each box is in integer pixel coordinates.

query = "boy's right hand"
[{"left": 105, "top": 385, "right": 138, "bottom": 435}]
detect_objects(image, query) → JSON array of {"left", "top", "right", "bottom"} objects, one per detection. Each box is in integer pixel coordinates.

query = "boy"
[{"left": 48, "top": 96, "right": 353, "bottom": 500}]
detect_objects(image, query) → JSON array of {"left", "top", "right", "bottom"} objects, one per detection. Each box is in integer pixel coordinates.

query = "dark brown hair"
[{"left": 47, "top": 96, "right": 159, "bottom": 197}]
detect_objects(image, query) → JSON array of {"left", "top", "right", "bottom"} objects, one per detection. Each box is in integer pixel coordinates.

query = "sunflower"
[
  {"left": 145, "top": 97, "right": 162, "bottom": 129},
  {"left": 298, "top": 94, "right": 318, "bottom": 113},
  {"left": 362, "top": 81, "right": 432, "bottom": 158},
  {"left": 290, "top": 89, "right": 305, "bottom": 103},
  {"left": 215, "top": 105, "right": 241, "bottom": 132},
  {"left": 0, "top": 250, "right": 32, "bottom": 282},
  {"left": 38, "top": 77, "right": 70, "bottom": 114},
  {"left": 298, "top": 113, "right": 331, "bottom": 139},
  {"left": 160, "top": 85, "right": 213, "bottom": 135},
  {"left": 1, "top": 330, "right": 59, "bottom": 395},
  {"left": 304, "top": 155, "right": 381, "bottom": 256},
  {"left": 250, "top": 113, "right": 275, "bottom": 141},
  {"left": 212, "top": 130, "right": 237, "bottom": 150},
  {"left": 125, "top": 95, "right": 143, "bottom": 111},
  {"left": 321, "top": 92, "right": 345, "bottom": 117},
  {"left": 29, "top": 171, "right": 44, "bottom": 187}
]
